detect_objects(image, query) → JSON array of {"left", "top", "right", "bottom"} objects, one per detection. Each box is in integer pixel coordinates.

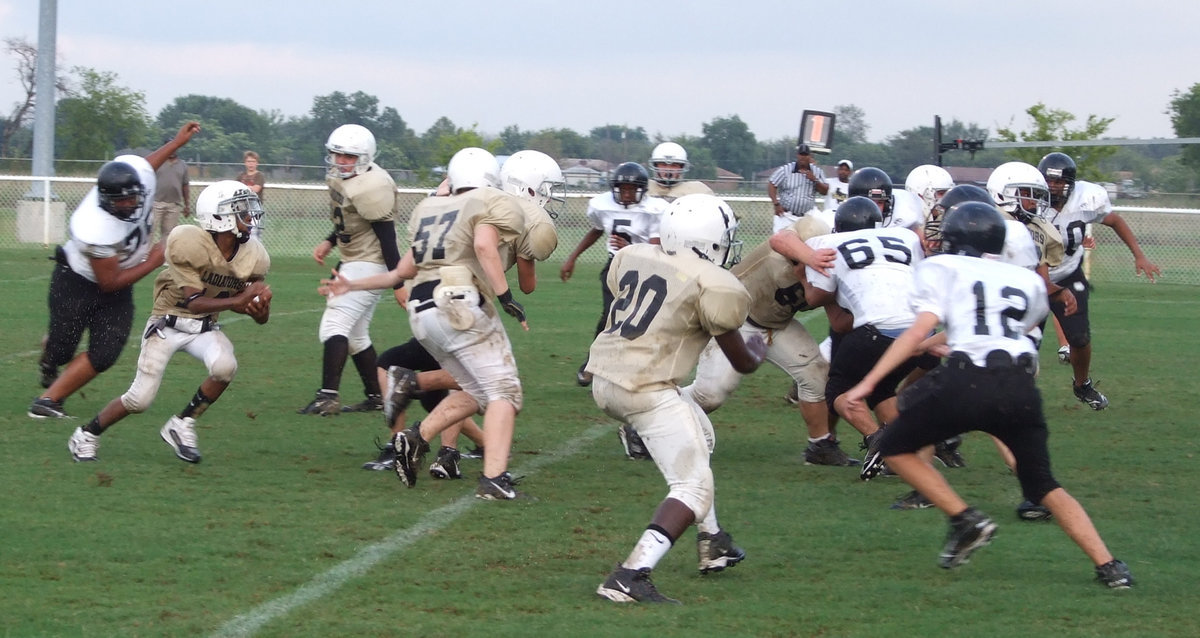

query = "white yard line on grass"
[{"left": 211, "top": 423, "right": 612, "bottom": 638}]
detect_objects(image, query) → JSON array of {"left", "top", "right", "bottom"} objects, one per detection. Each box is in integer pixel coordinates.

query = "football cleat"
[
  {"left": 1057, "top": 345, "right": 1071, "bottom": 365},
  {"left": 576, "top": 360, "right": 593, "bottom": 387},
  {"left": 460, "top": 446, "right": 485, "bottom": 460},
  {"left": 297, "top": 390, "right": 340, "bottom": 416},
  {"left": 341, "top": 393, "right": 383, "bottom": 413},
  {"left": 429, "top": 446, "right": 463, "bottom": 480},
  {"left": 1095, "top": 559, "right": 1134, "bottom": 589},
  {"left": 804, "top": 438, "right": 859, "bottom": 466},
  {"left": 362, "top": 437, "right": 397, "bottom": 471},
  {"left": 384, "top": 367, "right": 422, "bottom": 424},
  {"left": 618, "top": 425, "right": 652, "bottom": 460},
  {"left": 160, "top": 415, "right": 202, "bottom": 463},
  {"left": 392, "top": 424, "right": 430, "bottom": 487},
  {"left": 29, "top": 397, "right": 70, "bottom": 419},
  {"left": 475, "top": 471, "right": 524, "bottom": 500},
  {"left": 891, "top": 490, "right": 934, "bottom": 510},
  {"left": 1016, "top": 500, "right": 1053, "bottom": 521},
  {"left": 934, "top": 436, "right": 967, "bottom": 468},
  {"left": 859, "top": 431, "right": 887, "bottom": 481},
  {"left": 596, "top": 566, "right": 680, "bottom": 604},
  {"left": 696, "top": 530, "right": 746, "bottom": 574},
  {"left": 938, "top": 507, "right": 997, "bottom": 569},
  {"left": 1073, "top": 378, "right": 1109, "bottom": 410},
  {"left": 68, "top": 427, "right": 100, "bottom": 462}
]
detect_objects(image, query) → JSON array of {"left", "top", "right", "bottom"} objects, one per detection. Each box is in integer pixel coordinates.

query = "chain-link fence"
[{"left": 4, "top": 175, "right": 1198, "bottom": 285}]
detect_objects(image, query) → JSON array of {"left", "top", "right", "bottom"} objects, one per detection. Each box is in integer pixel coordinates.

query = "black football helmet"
[
  {"left": 940, "top": 201, "right": 1007, "bottom": 258},
  {"left": 848, "top": 167, "right": 895, "bottom": 225},
  {"left": 834, "top": 196, "right": 883, "bottom": 233},
  {"left": 610, "top": 161, "right": 649, "bottom": 208},
  {"left": 96, "top": 161, "right": 146, "bottom": 220},
  {"left": 925, "top": 184, "right": 993, "bottom": 253},
  {"left": 1037, "top": 152, "right": 1077, "bottom": 209}
]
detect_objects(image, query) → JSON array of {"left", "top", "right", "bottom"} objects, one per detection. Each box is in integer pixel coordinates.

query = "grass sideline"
[{"left": 0, "top": 251, "right": 1196, "bottom": 637}]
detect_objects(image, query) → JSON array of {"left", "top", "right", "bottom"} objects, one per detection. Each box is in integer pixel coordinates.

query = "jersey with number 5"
[
  {"left": 911, "top": 254, "right": 1048, "bottom": 366},
  {"left": 806, "top": 227, "right": 924, "bottom": 330},
  {"left": 406, "top": 187, "right": 526, "bottom": 299},
  {"left": 1047, "top": 180, "right": 1111, "bottom": 283},
  {"left": 586, "top": 244, "right": 750, "bottom": 393}
]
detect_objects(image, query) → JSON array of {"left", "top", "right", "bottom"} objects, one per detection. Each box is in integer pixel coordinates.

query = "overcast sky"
[{"left": 2, "top": 1, "right": 1196, "bottom": 146}]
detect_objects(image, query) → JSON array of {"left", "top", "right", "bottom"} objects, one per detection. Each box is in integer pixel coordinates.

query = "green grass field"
[{"left": 0, "top": 250, "right": 1196, "bottom": 637}]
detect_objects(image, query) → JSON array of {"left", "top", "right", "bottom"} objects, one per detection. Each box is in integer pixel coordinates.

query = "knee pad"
[
  {"left": 668, "top": 468, "right": 715, "bottom": 521},
  {"left": 87, "top": 343, "right": 124, "bottom": 373},
  {"left": 348, "top": 334, "right": 373, "bottom": 355},
  {"left": 120, "top": 386, "right": 155, "bottom": 414},
  {"left": 1016, "top": 467, "right": 1062, "bottom": 505},
  {"left": 480, "top": 377, "right": 524, "bottom": 414},
  {"left": 683, "top": 384, "right": 725, "bottom": 414},
  {"left": 208, "top": 352, "right": 238, "bottom": 383}
]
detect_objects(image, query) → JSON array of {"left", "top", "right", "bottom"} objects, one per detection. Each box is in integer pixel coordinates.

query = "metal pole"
[{"left": 28, "top": 0, "right": 58, "bottom": 200}]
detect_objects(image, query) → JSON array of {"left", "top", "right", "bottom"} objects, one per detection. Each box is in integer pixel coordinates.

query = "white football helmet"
[
  {"left": 659, "top": 193, "right": 741, "bottom": 267},
  {"left": 447, "top": 147, "right": 501, "bottom": 193},
  {"left": 325, "top": 124, "right": 376, "bottom": 179},
  {"left": 905, "top": 164, "right": 955, "bottom": 217},
  {"left": 648, "top": 141, "right": 691, "bottom": 186},
  {"left": 500, "top": 150, "right": 565, "bottom": 216},
  {"left": 986, "top": 161, "right": 1050, "bottom": 223},
  {"left": 195, "top": 180, "right": 262, "bottom": 241}
]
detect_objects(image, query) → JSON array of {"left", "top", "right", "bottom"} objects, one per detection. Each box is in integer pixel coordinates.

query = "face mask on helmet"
[
  {"left": 925, "top": 185, "right": 992, "bottom": 254},
  {"left": 648, "top": 142, "right": 690, "bottom": 186},
  {"left": 96, "top": 161, "right": 146, "bottom": 221},
  {"left": 196, "top": 180, "right": 263, "bottom": 242},
  {"left": 987, "top": 162, "right": 1050, "bottom": 224},
  {"left": 905, "top": 165, "right": 955, "bottom": 217},
  {"left": 848, "top": 167, "right": 895, "bottom": 225},
  {"left": 1037, "top": 152, "right": 1078, "bottom": 209},
  {"left": 610, "top": 162, "right": 650, "bottom": 208},
  {"left": 324, "top": 124, "right": 377, "bottom": 179},
  {"left": 500, "top": 150, "right": 565, "bottom": 218},
  {"left": 658, "top": 193, "right": 741, "bottom": 267}
]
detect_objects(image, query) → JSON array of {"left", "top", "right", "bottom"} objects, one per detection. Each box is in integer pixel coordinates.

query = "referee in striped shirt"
[{"left": 768, "top": 144, "right": 828, "bottom": 232}]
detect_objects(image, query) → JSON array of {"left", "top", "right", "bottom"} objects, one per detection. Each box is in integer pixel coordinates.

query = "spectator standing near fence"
[
  {"left": 768, "top": 144, "right": 828, "bottom": 233},
  {"left": 238, "top": 151, "right": 267, "bottom": 239},
  {"left": 152, "top": 144, "right": 190, "bottom": 241}
]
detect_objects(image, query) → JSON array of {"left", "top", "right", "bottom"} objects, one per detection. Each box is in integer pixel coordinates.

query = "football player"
[
  {"left": 801, "top": 197, "right": 934, "bottom": 477},
  {"left": 298, "top": 124, "right": 401, "bottom": 417},
  {"left": 986, "top": 161, "right": 1076, "bottom": 316},
  {"left": 590, "top": 194, "right": 766, "bottom": 604},
  {"left": 849, "top": 166, "right": 924, "bottom": 231},
  {"left": 67, "top": 181, "right": 271, "bottom": 463},
  {"left": 322, "top": 147, "right": 532, "bottom": 500},
  {"left": 1038, "top": 152, "right": 1161, "bottom": 411},
  {"left": 30, "top": 122, "right": 201, "bottom": 420},
  {"left": 843, "top": 202, "right": 1133, "bottom": 589},
  {"left": 645, "top": 141, "right": 714, "bottom": 202},
  {"left": 905, "top": 164, "right": 955, "bottom": 220},
  {"left": 681, "top": 214, "right": 859, "bottom": 467},
  {"left": 560, "top": 162, "right": 668, "bottom": 389}
]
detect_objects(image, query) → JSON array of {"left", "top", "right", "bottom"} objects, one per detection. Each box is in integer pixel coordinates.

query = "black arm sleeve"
[{"left": 371, "top": 220, "right": 404, "bottom": 288}]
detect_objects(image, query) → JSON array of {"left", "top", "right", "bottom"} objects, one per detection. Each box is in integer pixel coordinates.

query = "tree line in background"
[{"left": 3, "top": 37, "right": 1200, "bottom": 192}]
